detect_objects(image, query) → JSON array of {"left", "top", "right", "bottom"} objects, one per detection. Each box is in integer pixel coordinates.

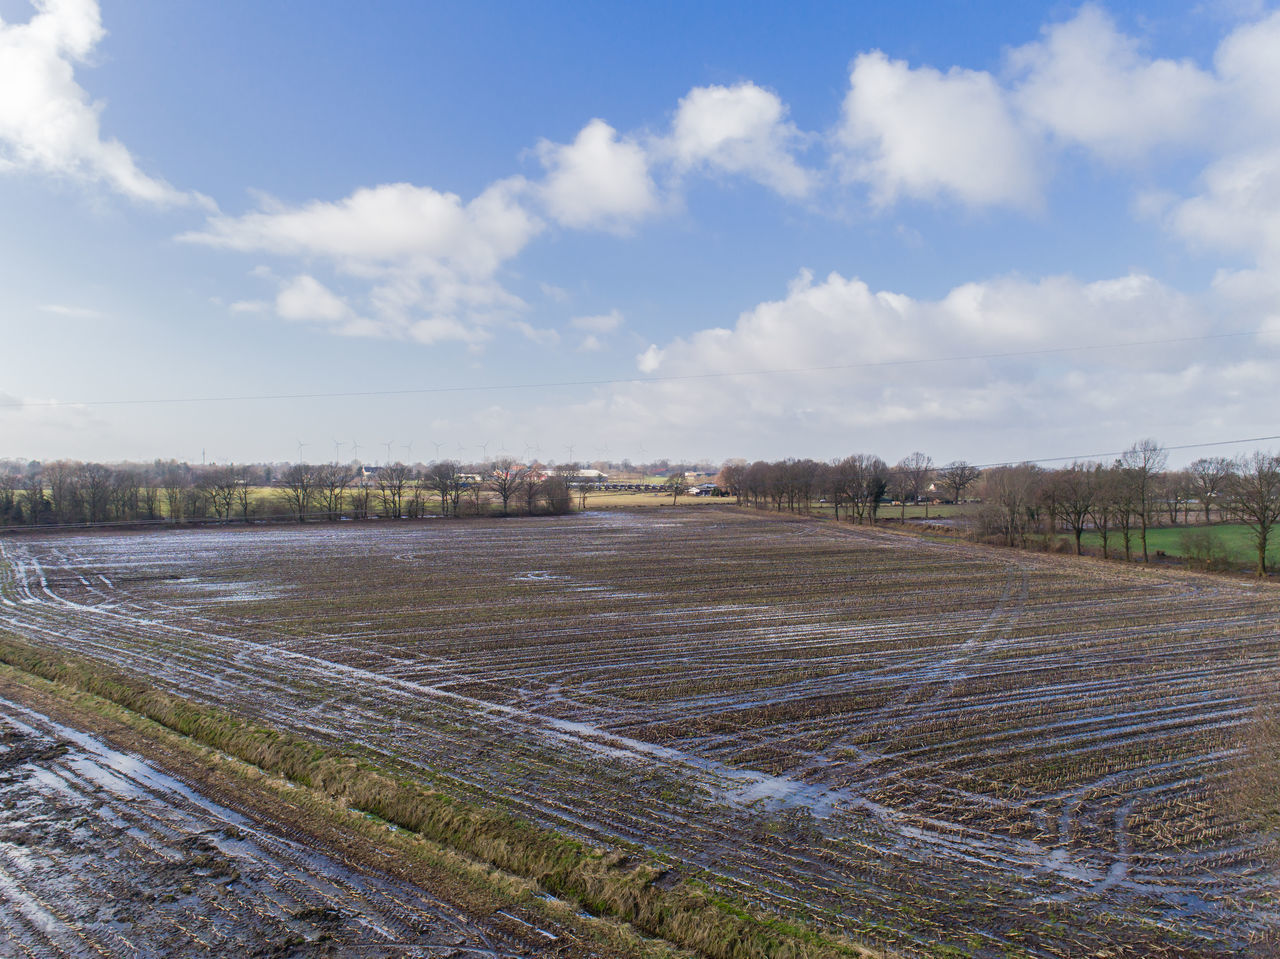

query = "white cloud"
[
  {"left": 0, "top": 0, "right": 208, "bottom": 207},
  {"left": 570, "top": 308, "right": 623, "bottom": 351},
  {"left": 663, "top": 82, "right": 813, "bottom": 197},
  {"left": 1214, "top": 9, "right": 1280, "bottom": 131},
  {"left": 596, "top": 267, "right": 1237, "bottom": 461},
  {"left": 1171, "top": 147, "right": 1280, "bottom": 264},
  {"left": 535, "top": 119, "right": 658, "bottom": 231},
  {"left": 570, "top": 309, "right": 624, "bottom": 334},
  {"left": 1009, "top": 5, "right": 1217, "bottom": 160},
  {"left": 540, "top": 281, "right": 570, "bottom": 303},
  {"left": 182, "top": 178, "right": 544, "bottom": 345},
  {"left": 39, "top": 302, "right": 105, "bottom": 319},
  {"left": 836, "top": 50, "right": 1040, "bottom": 209},
  {"left": 274, "top": 274, "right": 353, "bottom": 325},
  {"left": 636, "top": 344, "right": 664, "bottom": 373},
  {"left": 183, "top": 178, "right": 539, "bottom": 278}
]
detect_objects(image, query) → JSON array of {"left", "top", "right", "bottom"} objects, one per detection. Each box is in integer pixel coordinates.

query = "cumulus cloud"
[
  {"left": 663, "top": 82, "right": 813, "bottom": 197},
  {"left": 183, "top": 178, "right": 539, "bottom": 277},
  {"left": 535, "top": 119, "right": 659, "bottom": 231},
  {"left": 1009, "top": 5, "right": 1217, "bottom": 160},
  {"left": 1171, "top": 148, "right": 1280, "bottom": 263},
  {"left": 274, "top": 274, "right": 354, "bottom": 325},
  {"left": 0, "top": 0, "right": 208, "bottom": 207},
  {"left": 590, "top": 266, "right": 1243, "bottom": 461},
  {"left": 182, "top": 178, "right": 548, "bottom": 346},
  {"left": 836, "top": 51, "right": 1039, "bottom": 209},
  {"left": 1214, "top": 9, "right": 1280, "bottom": 131},
  {"left": 830, "top": 6, "right": 1280, "bottom": 213}
]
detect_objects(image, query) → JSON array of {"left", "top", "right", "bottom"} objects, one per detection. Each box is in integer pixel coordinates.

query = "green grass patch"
[{"left": 1076, "top": 522, "right": 1277, "bottom": 568}]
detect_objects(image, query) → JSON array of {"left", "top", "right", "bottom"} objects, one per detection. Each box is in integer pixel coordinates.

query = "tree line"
[
  {"left": 3, "top": 441, "right": 1277, "bottom": 576},
  {"left": 0, "top": 457, "right": 581, "bottom": 529},
  {"left": 715, "top": 441, "right": 1279, "bottom": 577}
]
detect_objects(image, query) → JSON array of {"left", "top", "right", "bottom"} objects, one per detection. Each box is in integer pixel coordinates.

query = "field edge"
[{"left": 0, "top": 631, "right": 893, "bottom": 959}]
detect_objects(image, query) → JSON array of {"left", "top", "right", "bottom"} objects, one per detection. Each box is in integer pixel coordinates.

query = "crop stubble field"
[{"left": 0, "top": 510, "right": 1276, "bottom": 956}]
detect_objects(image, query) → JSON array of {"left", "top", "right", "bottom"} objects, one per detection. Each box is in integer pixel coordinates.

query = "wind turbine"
[
  {"left": 296, "top": 440, "right": 308, "bottom": 462},
  {"left": 478, "top": 440, "right": 490, "bottom": 462},
  {"left": 350, "top": 439, "right": 361, "bottom": 463},
  {"left": 332, "top": 439, "right": 344, "bottom": 464},
  {"left": 402, "top": 441, "right": 414, "bottom": 463},
  {"left": 430, "top": 440, "right": 444, "bottom": 459},
  {"left": 564, "top": 442, "right": 576, "bottom": 464},
  {"left": 383, "top": 440, "right": 393, "bottom": 465}
]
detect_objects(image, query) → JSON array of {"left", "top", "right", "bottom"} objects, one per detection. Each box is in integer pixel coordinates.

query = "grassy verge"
[{"left": 0, "top": 633, "right": 885, "bottom": 959}]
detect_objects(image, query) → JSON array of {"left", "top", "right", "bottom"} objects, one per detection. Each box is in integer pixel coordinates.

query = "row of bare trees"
[
  {"left": 5, "top": 442, "right": 1277, "bottom": 575},
  {"left": 716, "top": 454, "right": 982, "bottom": 524},
  {"left": 0, "top": 456, "right": 585, "bottom": 529},
  {"left": 273, "top": 459, "right": 574, "bottom": 521},
  {"left": 0, "top": 460, "right": 273, "bottom": 527},
  {"left": 716, "top": 441, "right": 1279, "bottom": 577}
]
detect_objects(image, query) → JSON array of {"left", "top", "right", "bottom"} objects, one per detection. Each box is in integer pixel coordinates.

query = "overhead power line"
[
  {"left": 969, "top": 433, "right": 1280, "bottom": 470},
  {"left": 1, "top": 329, "right": 1263, "bottom": 411}
]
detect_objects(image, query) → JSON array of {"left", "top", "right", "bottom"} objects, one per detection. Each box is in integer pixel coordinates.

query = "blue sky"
[{"left": 2, "top": 0, "right": 1278, "bottom": 467}]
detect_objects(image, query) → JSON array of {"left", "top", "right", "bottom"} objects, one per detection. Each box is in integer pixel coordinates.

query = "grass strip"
[{"left": 0, "top": 634, "right": 883, "bottom": 959}]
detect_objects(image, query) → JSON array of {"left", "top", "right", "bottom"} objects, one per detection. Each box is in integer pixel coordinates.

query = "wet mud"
[{"left": 0, "top": 697, "right": 535, "bottom": 958}]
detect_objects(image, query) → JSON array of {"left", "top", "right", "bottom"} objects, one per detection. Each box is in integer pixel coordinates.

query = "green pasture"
[{"left": 1076, "top": 523, "right": 1276, "bottom": 567}]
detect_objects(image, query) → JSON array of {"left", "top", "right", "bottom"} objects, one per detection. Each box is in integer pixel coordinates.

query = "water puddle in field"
[
  {"left": 0, "top": 697, "right": 535, "bottom": 957},
  {"left": 510, "top": 570, "right": 570, "bottom": 583}
]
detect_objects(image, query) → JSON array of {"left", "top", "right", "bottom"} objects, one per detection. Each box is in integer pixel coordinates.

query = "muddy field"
[
  {"left": 1, "top": 510, "right": 1277, "bottom": 956},
  {"left": 0, "top": 696, "right": 541, "bottom": 958}
]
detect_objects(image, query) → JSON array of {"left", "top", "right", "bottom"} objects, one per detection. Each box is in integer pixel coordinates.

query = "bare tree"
[
  {"left": 848, "top": 454, "right": 889, "bottom": 525},
  {"left": 1224, "top": 451, "right": 1280, "bottom": 578},
  {"left": 111, "top": 468, "right": 142, "bottom": 521},
  {"left": 717, "top": 461, "right": 747, "bottom": 506},
  {"left": 428, "top": 461, "right": 463, "bottom": 517},
  {"left": 521, "top": 469, "right": 544, "bottom": 515},
  {"left": 487, "top": 458, "right": 526, "bottom": 516},
  {"left": 898, "top": 451, "right": 934, "bottom": 518},
  {"left": 279, "top": 463, "right": 317, "bottom": 522},
  {"left": 1049, "top": 462, "right": 1097, "bottom": 555},
  {"left": 377, "top": 462, "right": 412, "bottom": 518},
  {"left": 22, "top": 468, "right": 45, "bottom": 526},
  {"left": 349, "top": 480, "right": 371, "bottom": 520},
  {"left": 664, "top": 469, "right": 690, "bottom": 505},
  {"left": 979, "top": 464, "right": 1043, "bottom": 547},
  {"left": 45, "top": 461, "right": 79, "bottom": 525},
  {"left": 1120, "top": 439, "right": 1167, "bottom": 562},
  {"left": 233, "top": 465, "right": 257, "bottom": 522},
  {"left": 160, "top": 462, "right": 189, "bottom": 522},
  {"left": 939, "top": 461, "right": 981, "bottom": 505},
  {"left": 1112, "top": 460, "right": 1139, "bottom": 562},
  {"left": 141, "top": 466, "right": 163, "bottom": 521},
  {"left": 78, "top": 463, "right": 113, "bottom": 524},
  {"left": 1157, "top": 469, "right": 1189, "bottom": 525},
  {"left": 1188, "top": 456, "right": 1232, "bottom": 525},
  {"left": 1087, "top": 465, "right": 1119, "bottom": 559},
  {"left": 202, "top": 466, "right": 238, "bottom": 520},
  {"left": 318, "top": 464, "right": 354, "bottom": 520}
]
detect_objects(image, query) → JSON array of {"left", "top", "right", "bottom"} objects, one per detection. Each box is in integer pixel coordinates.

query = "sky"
[{"left": 2, "top": 0, "right": 1279, "bottom": 468}]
